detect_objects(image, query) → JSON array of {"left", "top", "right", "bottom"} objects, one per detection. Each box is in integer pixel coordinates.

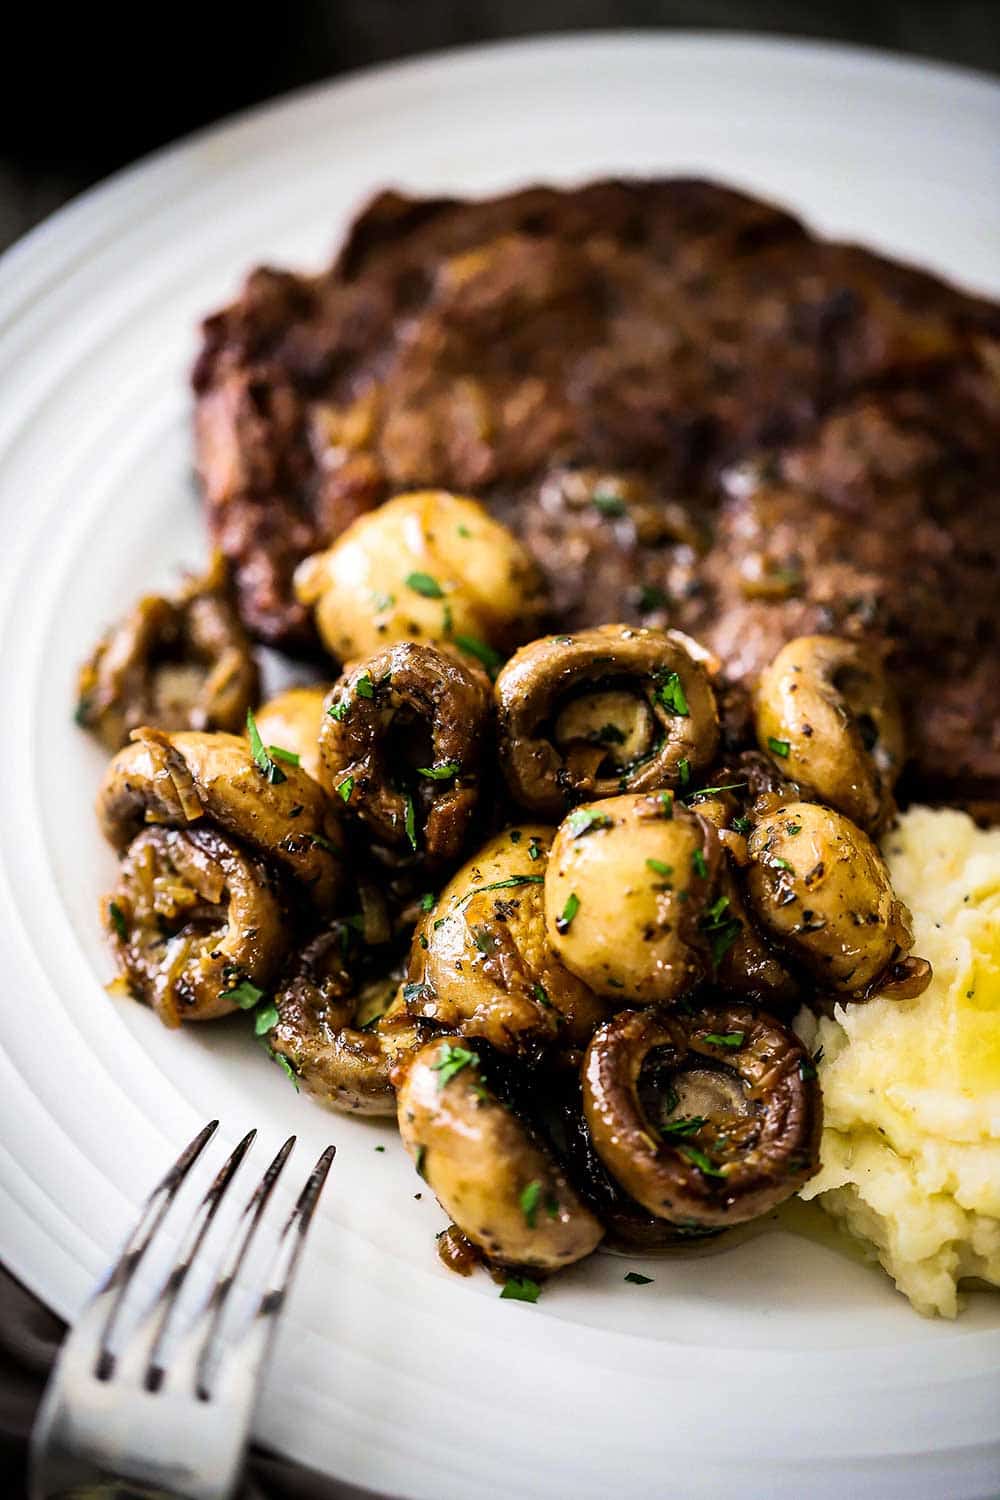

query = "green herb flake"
[
  {"left": 374, "top": 1144, "right": 385, "bottom": 1152},
  {"left": 592, "top": 491, "right": 627, "bottom": 517},
  {"left": 520, "top": 1179, "right": 543, "bottom": 1228},
  {"left": 702, "top": 1031, "right": 745, "bottom": 1049},
  {"left": 685, "top": 782, "right": 747, "bottom": 802},
  {"left": 417, "top": 761, "right": 460, "bottom": 781},
  {"left": 731, "top": 816, "right": 752, "bottom": 835},
  {"left": 660, "top": 1115, "right": 708, "bottom": 1138},
  {"left": 679, "top": 1144, "right": 726, "bottom": 1178},
  {"left": 337, "top": 776, "right": 355, "bottom": 804},
  {"left": 556, "top": 892, "right": 580, "bottom": 934},
  {"left": 457, "top": 525, "right": 472, "bottom": 538},
  {"left": 454, "top": 633, "right": 503, "bottom": 676},
  {"left": 566, "top": 808, "right": 611, "bottom": 839},
  {"left": 405, "top": 571, "right": 444, "bottom": 599},
  {"left": 677, "top": 757, "right": 691, "bottom": 787},
  {"left": 403, "top": 795, "right": 418, "bottom": 851},
  {"left": 527, "top": 838, "right": 543, "bottom": 861},
  {"left": 402, "top": 981, "right": 434, "bottom": 1004},
  {"left": 500, "top": 1276, "right": 541, "bottom": 1304},
  {"left": 646, "top": 858, "right": 673, "bottom": 877},
  {"left": 221, "top": 978, "right": 266, "bottom": 1010},
  {"left": 786, "top": 822, "right": 802, "bottom": 836},
  {"left": 415, "top": 1145, "right": 427, "bottom": 1179},
  {"left": 460, "top": 874, "right": 545, "bottom": 907},
  {"left": 253, "top": 1004, "right": 279, "bottom": 1036},
  {"left": 638, "top": 584, "right": 668, "bottom": 612},
  {"left": 623, "top": 1271, "right": 654, "bottom": 1285},
  {"left": 108, "top": 901, "right": 128, "bottom": 941},
  {"left": 308, "top": 831, "right": 338, "bottom": 853},
  {"left": 419, "top": 891, "right": 436, "bottom": 912},
  {"left": 769, "top": 855, "right": 793, "bottom": 871},
  {"left": 533, "top": 982, "right": 552, "bottom": 1009},
  {"left": 655, "top": 672, "right": 689, "bottom": 716},
  {"left": 767, "top": 737, "right": 791, "bottom": 758},
  {"left": 509, "top": 830, "right": 523, "bottom": 844},
  {"left": 273, "top": 1053, "right": 299, "bottom": 1090},
  {"left": 690, "top": 849, "right": 708, "bottom": 879},
  {"left": 657, "top": 790, "right": 675, "bottom": 818},
  {"left": 268, "top": 745, "right": 301, "bottom": 766},
  {"left": 328, "top": 699, "right": 349, "bottom": 722},
  {"left": 432, "top": 1042, "right": 479, "bottom": 1089},
  {"left": 355, "top": 672, "right": 375, "bottom": 700},
  {"left": 246, "top": 708, "right": 287, "bottom": 785}
]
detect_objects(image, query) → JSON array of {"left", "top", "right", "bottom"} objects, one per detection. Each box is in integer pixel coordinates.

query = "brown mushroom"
[
  {"left": 495, "top": 625, "right": 720, "bottom": 817},
  {"left": 76, "top": 553, "right": 258, "bottom": 750},
  {"left": 318, "top": 642, "right": 492, "bottom": 866},
  {"left": 582, "top": 1006, "right": 822, "bottom": 1227},
  {"left": 755, "top": 636, "right": 904, "bottom": 832},
  {"left": 97, "top": 728, "right": 346, "bottom": 915},
  {"left": 104, "top": 825, "right": 288, "bottom": 1028},
  {"left": 395, "top": 1037, "right": 604, "bottom": 1269},
  {"left": 405, "top": 825, "right": 610, "bottom": 1057}
]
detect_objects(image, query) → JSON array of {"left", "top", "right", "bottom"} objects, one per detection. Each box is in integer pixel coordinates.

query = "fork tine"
[
  {"left": 192, "top": 1134, "right": 298, "bottom": 1399},
  {"left": 117, "top": 1127, "right": 257, "bottom": 1392},
  {"left": 205, "top": 1145, "right": 335, "bottom": 1404},
  {"left": 94, "top": 1119, "right": 219, "bottom": 1379}
]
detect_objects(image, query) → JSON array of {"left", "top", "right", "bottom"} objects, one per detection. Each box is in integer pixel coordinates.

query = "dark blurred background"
[{"left": 2, "top": 1, "right": 997, "bottom": 253}]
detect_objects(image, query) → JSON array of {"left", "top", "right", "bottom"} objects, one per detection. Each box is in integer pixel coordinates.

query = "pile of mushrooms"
[{"left": 82, "top": 489, "right": 931, "bottom": 1285}]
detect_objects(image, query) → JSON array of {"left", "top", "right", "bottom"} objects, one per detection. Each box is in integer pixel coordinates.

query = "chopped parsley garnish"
[
  {"left": 441, "top": 602, "right": 453, "bottom": 635},
  {"left": 404, "top": 794, "right": 418, "bottom": 850},
  {"left": 533, "top": 982, "right": 552, "bottom": 1008},
  {"left": 108, "top": 901, "right": 128, "bottom": 940},
  {"left": 246, "top": 708, "right": 287, "bottom": 784},
  {"left": 623, "top": 1271, "right": 654, "bottom": 1285},
  {"left": 800, "top": 1045, "right": 824, "bottom": 1081},
  {"left": 405, "top": 571, "right": 444, "bottom": 599},
  {"left": 355, "top": 672, "right": 375, "bottom": 699},
  {"left": 272, "top": 1053, "right": 299, "bottom": 1089},
  {"left": 655, "top": 672, "right": 689, "bottom": 716},
  {"left": 268, "top": 745, "right": 301, "bottom": 766},
  {"left": 786, "top": 822, "right": 802, "bottom": 836},
  {"left": 638, "top": 584, "right": 668, "bottom": 612},
  {"left": 698, "top": 894, "right": 742, "bottom": 968},
  {"left": 690, "top": 849, "right": 708, "bottom": 879},
  {"left": 520, "top": 1179, "right": 543, "bottom": 1228},
  {"left": 685, "top": 782, "right": 746, "bottom": 802},
  {"left": 432, "top": 1042, "right": 479, "bottom": 1088},
  {"left": 566, "top": 808, "right": 612, "bottom": 838},
  {"left": 459, "top": 874, "right": 545, "bottom": 907},
  {"left": 731, "top": 816, "right": 752, "bottom": 835},
  {"left": 220, "top": 978, "right": 266, "bottom": 1009},
  {"left": 679, "top": 1145, "right": 726, "bottom": 1178},
  {"left": 402, "top": 981, "right": 434, "bottom": 1004},
  {"left": 527, "top": 837, "right": 543, "bottom": 861},
  {"left": 509, "top": 830, "right": 523, "bottom": 844},
  {"left": 500, "top": 1276, "right": 541, "bottom": 1304},
  {"left": 253, "top": 1004, "right": 279, "bottom": 1036},
  {"left": 556, "top": 892, "right": 580, "bottom": 933},
  {"left": 415, "top": 1145, "right": 427, "bottom": 1179},
  {"left": 328, "top": 699, "right": 349, "bottom": 722},
  {"left": 419, "top": 891, "right": 436, "bottom": 912},
  {"left": 702, "top": 1031, "right": 745, "bottom": 1049},
  {"left": 646, "top": 858, "right": 673, "bottom": 877},
  {"left": 769, "top": 855, "right": 793, "bottom": 871},
  {"left": 660, "top": 1115, "right": 708, "bottom": 1137},
  {"left": 374, "top": 1144, "right": 385, "bottom": 1153},
  {"left": 767, "top": 737, "right": 791, "bottom": 758},
  {"left": 417, "top": 761, "right": 460, "bottom": 781},
  {"left": 457, "top": 524, "right": 472, "bottom": 538},
  {"left": 454, "top": 633, "right": 503, "bottom": 676},
  {"left": 592, "top": 491, "right": 627, "bottom": 517},
  {"left": 308, "top": 831, "right": 338, "bottom": 853},
  {"left": 337, "top": 776, "right": 354, "bottom": 804},
  {"left": 677, "top": 757, "right": 691, "bottom": 787},
  {"left": 657, "top": 790, "right": 674, "bottom": 818}
]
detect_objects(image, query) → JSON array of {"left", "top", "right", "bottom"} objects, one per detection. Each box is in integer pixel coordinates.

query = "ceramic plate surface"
[{"left": 1, "top": 32, "right": 998, "bottom": 1500}]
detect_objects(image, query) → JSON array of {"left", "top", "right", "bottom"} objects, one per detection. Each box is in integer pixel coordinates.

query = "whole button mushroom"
[
  {"left": 395, "top": 1037, "right": 604, "bottom": 1270},
  {"left": 744, "top": 801, "right": 929, "bottom": 996},
  {"left": 582, "top": 1005, "right": 822, "bottom": 1227},
  {"left": 318, "top": 641, "right": 493, "bottom": 868},
  {"left": 294, "top": 490, "right": 546, "bottom": 667},
  {"left": 495, "top": 625, "right": 720, "bottom": 818},
  {"left": 404, "top": 825, "right": 610, "bottom": 1057},
  {"left": 755, "top": 636, "right": 905, "bottom": 833},
  {"left": 544, "top": 793, "right": 722, "bottom": 1005}
]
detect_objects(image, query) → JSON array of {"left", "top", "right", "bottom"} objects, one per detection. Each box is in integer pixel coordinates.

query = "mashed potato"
[{"left": 798, "top": 805, "right": 1000, "bottom": 1316}]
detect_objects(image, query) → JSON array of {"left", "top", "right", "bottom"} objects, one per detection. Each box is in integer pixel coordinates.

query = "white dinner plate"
[{"left": 1, "top": 32, "right": 998, "bottom": 1500}]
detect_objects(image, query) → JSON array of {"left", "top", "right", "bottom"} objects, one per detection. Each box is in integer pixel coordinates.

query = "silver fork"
[{"left": 30, "top": 1121, "right": 335, "bottom": 1500}]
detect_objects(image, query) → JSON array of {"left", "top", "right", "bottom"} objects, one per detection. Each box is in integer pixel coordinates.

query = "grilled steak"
[{"left": 192, "top": 178, "right": 1000, "bottom": 806}]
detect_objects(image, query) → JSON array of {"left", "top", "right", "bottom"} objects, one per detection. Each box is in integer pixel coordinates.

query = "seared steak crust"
[{"left": 192, "top": 179, "right": 1000, "bottom": 804}]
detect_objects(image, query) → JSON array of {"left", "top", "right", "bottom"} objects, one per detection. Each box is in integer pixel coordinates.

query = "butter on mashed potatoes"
[{"left": 798, "top": 805, "right": 1000, "bottom": 1317}]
